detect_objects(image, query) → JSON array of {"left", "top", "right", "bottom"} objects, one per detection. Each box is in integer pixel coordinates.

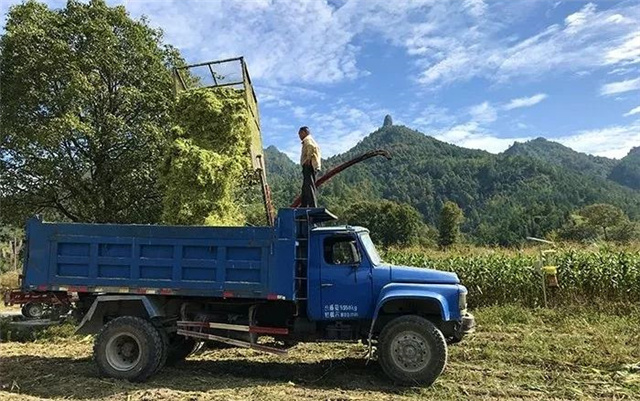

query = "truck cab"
[
  {"left": 306, "top": 225, "right": 472, "bottom": 343},
  {"left": 280, "top": 209, "right": 474, "bottom": 385}
]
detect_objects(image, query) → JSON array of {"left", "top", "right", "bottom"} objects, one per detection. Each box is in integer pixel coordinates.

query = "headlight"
[{"left": 458, "top": 290, "right": 468, "bottom": 312}]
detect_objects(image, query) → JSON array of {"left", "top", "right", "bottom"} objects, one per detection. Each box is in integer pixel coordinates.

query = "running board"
[
  {"left": 176, "top": 328, "right": 289, "bottom": 355},
  {"left": 177, "top": 321, "right": 289, "bottom": 335}
]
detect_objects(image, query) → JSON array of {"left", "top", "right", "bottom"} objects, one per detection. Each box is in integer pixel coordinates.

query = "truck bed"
[{"left": 22, "top": 217, "right": 287, "bottom": 299}]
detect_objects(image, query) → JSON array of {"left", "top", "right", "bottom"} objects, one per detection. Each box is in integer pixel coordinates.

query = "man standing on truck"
[{"left": 299, "top": 126, "right": 321, "bottom": 207}]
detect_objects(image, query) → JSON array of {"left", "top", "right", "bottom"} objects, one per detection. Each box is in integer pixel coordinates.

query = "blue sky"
[{"left": 2, "top": 0, "right": 639, "bottom": 160}]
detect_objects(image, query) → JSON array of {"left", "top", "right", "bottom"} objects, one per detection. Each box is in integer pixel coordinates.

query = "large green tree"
[
  {"left": 438, "top": 201, "right": 464, "bottom": 248},
  {"left": 0, "top": 0, "right": 180, "bottom": 225},
  {"left": 341, "top": 200, "right": 423, "bottom": 246},
  {"left": 578, "top": 203, "right": 626, "bottom": 241}
]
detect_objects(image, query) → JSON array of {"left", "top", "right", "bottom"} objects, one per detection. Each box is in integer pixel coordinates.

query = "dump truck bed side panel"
[{"left": 22, "top": 217, "right": 281, "bottom": 299}]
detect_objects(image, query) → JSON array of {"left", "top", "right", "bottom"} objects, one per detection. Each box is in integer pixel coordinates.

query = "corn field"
[{"left": 382, "top": 246, "right": 640, "bottom": 307}]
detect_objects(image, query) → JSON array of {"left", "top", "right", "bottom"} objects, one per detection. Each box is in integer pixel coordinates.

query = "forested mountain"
[
  {"left": 265, "top": 123, "right": 640, "bottom": 245},
  {"left": 503, "top": 137, "right": 616, "bottom": 178},
  {"left": 609, "top": 147, "right": 640, "bottom": 190},
  {"left": 264, "top": 145, "right": 299, "bottom": 208}
]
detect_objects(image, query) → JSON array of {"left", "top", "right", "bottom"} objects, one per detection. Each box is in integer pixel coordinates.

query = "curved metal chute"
[{"left": 290, "top": 149, "right": 391, "bottom": 208}]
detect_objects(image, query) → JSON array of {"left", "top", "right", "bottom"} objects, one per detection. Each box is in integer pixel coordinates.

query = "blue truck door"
[{"left": 318, "top": 234, "right": 372, "bottom": 320}]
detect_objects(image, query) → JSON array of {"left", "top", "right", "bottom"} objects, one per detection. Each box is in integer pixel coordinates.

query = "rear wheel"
[
  {"left": 22, "top": 302, "right": 44, "bottom": 319},
  {"left": 378, "top": 315, "right": 447, "bottom": 386},
  {"left": 94, "top": 316, "right": 164, "bottom": 382}
]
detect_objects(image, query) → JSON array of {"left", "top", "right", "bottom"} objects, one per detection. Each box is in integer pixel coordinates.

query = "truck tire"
[
  {"left": 94, "top": 316, "right": 164, "bottom": 382},
  {"left": 378, "top": 315, "right": 447, "bottom": 386},
  {"left": 165, "top": 335, "right": 198, "bottom": 366},
  {"left": 155, "top": 327, "right": 169, "bottom": 374},
  {"left": 22, "top": 302, "right": 45, "bottom": 319}
]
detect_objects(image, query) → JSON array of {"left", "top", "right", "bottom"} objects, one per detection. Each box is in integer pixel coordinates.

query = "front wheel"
[{"left": 378, "top": 315, "right": 447, "bottom": 386}]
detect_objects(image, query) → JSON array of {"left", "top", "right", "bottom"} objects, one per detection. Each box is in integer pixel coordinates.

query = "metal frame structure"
[{"left": 173, "top": 57, "right": 275, "bottom": 225}]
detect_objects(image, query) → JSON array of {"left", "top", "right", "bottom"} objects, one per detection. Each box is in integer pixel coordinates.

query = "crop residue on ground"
[{"left": 1, "top": 305, "right": 639, "bottom": 401}]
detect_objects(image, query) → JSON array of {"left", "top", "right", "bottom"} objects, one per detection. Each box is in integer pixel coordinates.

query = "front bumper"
[
  {"left": 450, "top": 312, "right": 475, "bottom": 343},
  {"left": 460, "top": 312, "right": 476, "bottom": 335}
]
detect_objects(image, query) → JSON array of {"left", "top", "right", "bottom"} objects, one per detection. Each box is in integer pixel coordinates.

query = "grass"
[{"left": 1, "top": 305, "right": 639, "bottom": 400}]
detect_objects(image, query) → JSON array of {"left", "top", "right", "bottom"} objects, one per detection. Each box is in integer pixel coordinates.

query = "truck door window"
[{"left": 324, "top": 236, "right": 360, "bottom": 265}]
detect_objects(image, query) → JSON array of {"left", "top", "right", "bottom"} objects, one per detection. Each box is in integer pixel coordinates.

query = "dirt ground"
[{"left": 1, "top": 305, "right": 639, "bottom": 401}]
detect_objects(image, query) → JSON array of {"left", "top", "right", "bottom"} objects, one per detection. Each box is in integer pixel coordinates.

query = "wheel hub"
[
  {"left": 27, "top": 303, "right": 44, "bottom": 318},
  {"left": 105, "top": 333, "right": 142, "bottom": 371},
  {"left": 390, "top": 331, "right": 430, "bottom": 373}
]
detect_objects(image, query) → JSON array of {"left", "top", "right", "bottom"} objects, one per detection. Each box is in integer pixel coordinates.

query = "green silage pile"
[{"left": 161, "top": 88, "right": 253, "bottom": 226}]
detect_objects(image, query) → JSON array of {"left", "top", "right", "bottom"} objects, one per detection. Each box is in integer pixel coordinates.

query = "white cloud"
[
  {"left": 276, "top": 101, "right": 384, "bottom": 159},
  {"left": 600, "top": 77, "right": 640, "bottom": 95},
  {"left": 433, "top": 118, "right": 640, "bottom": 159},
  {"left": 564, "top": 3, "right": 597, "bottom": 34},
  {"left": 469, "top": 102, "right": 497, "bottom": 123},
  {"left": 463, "top": 0, "right": 487, "bottom": 18},
  {"left": 118, "top": 0, "right": 362, "bottom": 85},
  {"left": 624, "top": 106, "right": 640, "bottom": 117},
  {"left": 503, "top": 93, "right": 548, "bottom": 110},
  {"left": 604, "top": 32, "right": 640, "bottom": 65},
  {"left": 410, "top": 105, "right": 456, "bottom": 131},
  {"left": 554, "top": 120, "right": 640, "bottom": 159},
  {"left": 5, "top": 0, "right": 638, "bottom": 89},
  {"left": 407, "top": 2, "right": 640, "bottom": 86},
  {"left": 435, "top": 122, "right": 530, "bottom": 154}
]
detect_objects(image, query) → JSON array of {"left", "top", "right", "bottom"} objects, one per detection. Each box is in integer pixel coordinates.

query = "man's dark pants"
[{"left": 301, "top": 164, "right": 317, "bottom": 207}]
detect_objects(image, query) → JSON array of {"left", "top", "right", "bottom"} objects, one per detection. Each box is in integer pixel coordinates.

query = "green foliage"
[
  {"left": 556, "top": 213, "right": 599, "bottom": 241},
  {"left": 0, "top": 0, "right": 180, "bottom": 225},
  {"left": 608, "top": 220, "right": 638, "bottom": 242},
  {"left": 0, "top": 225, "right": 24, "bottom": 273},
  {"left": 383, "top": 246, "right": 640, "bottom": 307},
  {"left": 558, "top": 204, "right": 637, "bottom": 243},
  {"left": 264, "top": 146, "right": 300, "bottom": 209},
  {"left": 169, "top": 89, "right": 251, "bottom": 156},
  {"left": 438, "top": 201, "right": 464, "bottom": 247},
  {"left": 161, "top": 88, "right": 253, "bottom": 226},
  {"left": 579, "top": 203, "right": 625, "bottom": 240},
  {"left": 267, "top": 125, "right": 640, "bottom": 245},
  {"left": 341, "top": 200, "right": 423, "bottom": 246},
  {"left": 161, "top": 138, "right": 244, "bottom": 226},
  {"left": 504, "top": 137, "right": 616, "bottom": 178},
  {"left": 609, "top": 146, "right": 640, "bottom": 190}
]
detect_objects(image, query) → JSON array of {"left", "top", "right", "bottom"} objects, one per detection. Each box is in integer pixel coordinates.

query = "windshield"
[{"left": 359, "top": 233, "right": 382, "bottom": 265}]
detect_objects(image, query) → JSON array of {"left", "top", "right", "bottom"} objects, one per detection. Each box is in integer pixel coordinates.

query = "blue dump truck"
[{"left": 8, "top": 207, "right": 474, "bottom": 386}]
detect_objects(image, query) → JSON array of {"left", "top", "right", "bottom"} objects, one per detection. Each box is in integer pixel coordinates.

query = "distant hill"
[
  {"left": 609, "top": 147, "right": 640, "bottom": 190},
  {"left": 265, "top": 122, "right": 640, "bottom": 245},
  {"left": 503, "top": 137, "right": 616, "bottom": 178},
  {"left": 264, "top": 146, "right": 299, "bottom": 208}
]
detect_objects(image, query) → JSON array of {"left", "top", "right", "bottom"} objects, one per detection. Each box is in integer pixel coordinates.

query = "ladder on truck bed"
[
  {"left": 294, "top": 211, "right": 311, "bottom": 303},
  {"left": 293, "top": 208, "right": 338, "bottom": 314}
]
